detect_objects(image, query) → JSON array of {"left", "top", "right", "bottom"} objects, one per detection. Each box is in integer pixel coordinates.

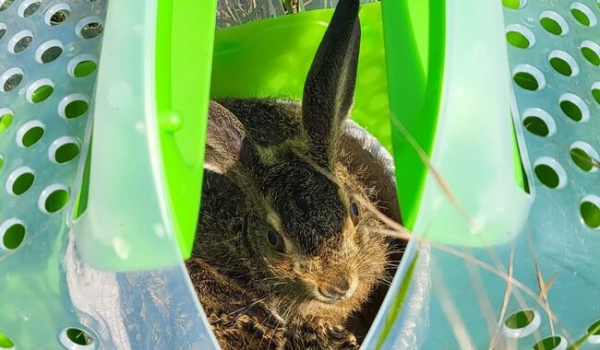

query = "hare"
[{"left": 187, "top": 0, "right": 403, "bottom": 348}]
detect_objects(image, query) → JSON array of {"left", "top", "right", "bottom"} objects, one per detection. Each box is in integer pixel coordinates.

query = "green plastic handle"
[
  {"left": 71, "top": 0, "right": 216, "bottom": 271},
  {"left": 386, "top": 0, "right": 532, "bottom": 246}
]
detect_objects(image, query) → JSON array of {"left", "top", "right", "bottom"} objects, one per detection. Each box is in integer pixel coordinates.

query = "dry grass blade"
[
  {"left": 388, "top": 116, "right": 473, "bottom": 229},
  {"left": 488, "top": 241, "right": 515, "bottom": 350},
  {"left": 570, "top": 147, "right": 600, "bottom": 171},
  {"left": 465, "top": 258, "right": 497, "bottom": 342},
  {"left": 527, "top": 228, "right": 561, "bottom": 340},
  {"left": 432, "top": 259, "right": 477, "bottom": 350}
]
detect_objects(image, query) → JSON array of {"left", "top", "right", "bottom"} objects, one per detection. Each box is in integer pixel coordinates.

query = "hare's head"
[{"left": 204, "top": 0, "right": 388, "bottom": 322}]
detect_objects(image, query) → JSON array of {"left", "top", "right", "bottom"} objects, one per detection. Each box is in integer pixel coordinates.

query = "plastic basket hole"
[
  {"left": 39, "top": 45, "right": 62, "bottom": 64},
  {"left": 1, "top": 68, "right": 24, "bottom": 92},
  {"left": 506, "top": 310, "right": 535, "bottom": 328},
  {"left": 65, "top": 100, "right": 88, "bottom": 119},
  {"left": 514, "top": 72, "right": 538, "bottom": 90},
  {"left": 561, "top": 101, "right": 582, "bottom": 121},
  {"left": 68, "top": 56, "right": 98, "bottom": 78},
  {"left": 571, "top": 148, "right": 595, "bottom": 172},
  {"left": 506, "top": 24, "right": 535, "bottom": 49},
  {"left": 41, "top": 186, "right": 69, "bottom": 214},
  {"left": 0, "top": 113, "right": 12, "bottom": 134},
  {"left": 75, "top": 61, "right": 96, "bottom": 77},
  {"left": 0, "top": 0, "right": 14, "bottom": 12},
  {"left": 506, "top": 31, "right": 529, "bottom": 48},
  {"left": 51, "top": 10, "right": 69, "bottom": 24},
  {"left": 535, "top": 164, "right": 560, "bottom": 188},
  {"left": 61, "top": 328, "right": 95, "bottom": 349},
  {"left": 79, "top": 21, "right": 104, "bottom": 39},
  {"left": 503, "top": 0, "right": 526, "bottom": 9},
  {"left": 580, "top": 40, "right": 600, "bottom": 66},
  {"left": 3, "top": 73, "right": 22, "bottom": 92},
  {"left": 571, "top": 2, "right": 597, "bottom": 27},
  {"left": 534, "top": 157, "right": 566, "bottom": 189},
  {"left": 587, "top": 320, "right": 600, "bottom": 344},
  {"left": 20, "top": 126, "right": 44, "bottom": 147},
  {"left": 503, "top": 309, "right": 541, "bottom": 338},
  {"left": 573, "top": 8, "right": 591, "bottom": 26},
  {"left": 570, "top": 141, "right": 599, "bottom": 172},
  {"left": 59, "top": 94, "right": 90, "bottom": 119},
  {"left": 27, "top": 80, "right": 54, "bottom": 103},
  {"left": 0, "top": 24, "right": 6, "bottom": 40},
  {"left": 53, "top": 141, "right": 80, "bottom": 164},
  {"left": 0, "top": 154, "right": 3, "bottom": 170},
  {"left": 540, "top": 11, "right": 569, "bottom": 36},
  {"left": 592, "top": 83, "right": 600, "bottom": 104},
  {"left": 523, "top": 116, "right": 549, "bottom": 137},
  {"left": 0, "top": 332, "right": 14, "bottom": 349},
  {"left": 8, "top": 30, "right": 33, "bottom": 54},
  {"left": 550, "top": 57, "right": 572, "bottom": 76},
  {"left": 19, "top": 124, "right": 44, "bottom": 148},
  {"left": 47, "top": 4, "right": 70, "bottom": 26},
  {"left": 32, "top": 85, "right": 53, "bottom": 103},
  {"left": 581, "top": 196, "right": 600, "bottom": 228},
  {"left": 11, "top": 172, "right": 34, "bottom": 195},
  {"left": 513, "top": 65, "right": 545, "bottom": 91},
  {"left": 19, "top": 0, "right": 41, "bottom": 18},
  {"left": 1, "top": 220, "right": 25, "bottom": 250},
  {"left": 532, "top": 336, "right": 566, "bottom": 350},
  {"left": 541, "top": 19, "right": 563, "bottom": 35},
  {"left": 559, "top": 94, "right": 589, "bottom": 122},
  {"left": 13, "top": 36, "right": 31, "bottom": 53},
  {"left": 549, "top": 51, "right": 579, "bottom": 77}
]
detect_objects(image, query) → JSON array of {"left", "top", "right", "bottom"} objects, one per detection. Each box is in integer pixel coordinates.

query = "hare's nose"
[{"left": 317, "top": 276, "right": 356, "bottom": 302}]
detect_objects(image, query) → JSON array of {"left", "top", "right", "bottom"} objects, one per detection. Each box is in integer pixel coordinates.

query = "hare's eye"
[
  {"left": 267, "top": 229, "right": 285, "bottom": 253},
  {"left": 350, "top": 202, "right": 360, "bottom": 225}
]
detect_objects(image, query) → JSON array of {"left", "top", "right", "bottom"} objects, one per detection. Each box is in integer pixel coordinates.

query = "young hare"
[{"left": 187, "top": 0, "right": 402, "bottom": 348}]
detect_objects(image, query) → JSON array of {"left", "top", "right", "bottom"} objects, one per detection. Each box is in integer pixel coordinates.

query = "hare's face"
[{"left": 244, "top": 158, "right": 388, "bottom": 319}]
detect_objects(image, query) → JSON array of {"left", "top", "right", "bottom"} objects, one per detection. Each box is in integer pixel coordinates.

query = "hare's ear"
[
  {"left": 204, "top": 101, "right": 245, "bottom": 174},
  {"left": 302, "top": 0, "right": 360, "bottom": 163}
]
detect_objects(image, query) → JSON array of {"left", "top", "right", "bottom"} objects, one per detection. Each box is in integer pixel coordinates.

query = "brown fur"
[{"left": 187, "top": 0, "right": 404, "bottom": 348}]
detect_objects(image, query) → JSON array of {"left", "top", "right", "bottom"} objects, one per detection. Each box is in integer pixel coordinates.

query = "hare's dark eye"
[
  {"left": 267, "top": 230, "right": 278, "bottom": 245},
  {"left": 350, "top": 203, "right": 359, "bottom": 216},
  {"left": 350, "top": 202, "right": 359, "bottom": 225},
  {"left": 267, "top": 229, "right": 285, "bottom": 253}
]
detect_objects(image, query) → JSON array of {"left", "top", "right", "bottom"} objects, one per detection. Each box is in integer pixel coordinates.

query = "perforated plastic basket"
[
  {"left": 0, "top": 0, "right": 218, "bottom": 348},
  {"left": 370, "top": 1, "right": 600, "bottom": 349}
]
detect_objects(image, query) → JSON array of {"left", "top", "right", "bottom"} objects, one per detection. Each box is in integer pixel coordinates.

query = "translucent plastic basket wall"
[
  {"left": 370, "top": 0, "right": 600, "bottom": 349},
  {"left": 0, "top": 0, "right": 217, "bottom": 348}
]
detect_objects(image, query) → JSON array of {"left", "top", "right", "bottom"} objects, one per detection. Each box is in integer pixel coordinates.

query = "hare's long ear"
[
  {"left": 204, "top": 101, "right": 245, "bottom": 174},
  {"left": 302, "top": 0, "right": 360, "bottom": 166}
]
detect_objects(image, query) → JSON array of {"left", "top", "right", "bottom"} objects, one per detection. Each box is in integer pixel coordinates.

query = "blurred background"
[{"left": 216, "top": 0, "right": 380, "bottom": 28}]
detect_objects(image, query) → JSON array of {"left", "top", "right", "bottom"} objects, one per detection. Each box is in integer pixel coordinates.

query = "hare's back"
[{"left": 215, "top": 98, "right": 303, "bottom": 148}]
